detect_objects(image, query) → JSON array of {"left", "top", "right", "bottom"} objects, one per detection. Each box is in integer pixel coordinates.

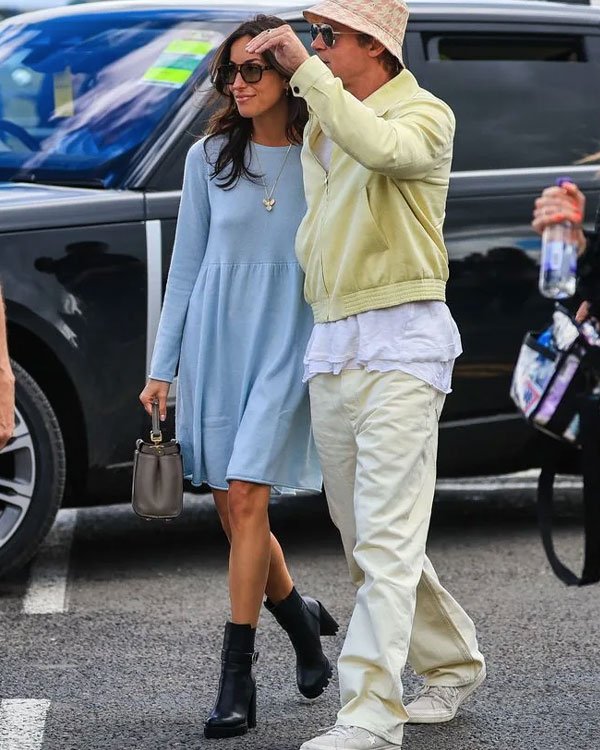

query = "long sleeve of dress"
[{"left": 149, "top": 141, "right": 211, "bottom": 382}]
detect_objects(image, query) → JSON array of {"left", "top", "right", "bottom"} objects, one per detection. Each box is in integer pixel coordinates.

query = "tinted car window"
[
  {"left": 408, "top": 29, "right": 600, "bottom": 171},
  {"left": 0, "top": 11, "right": 231, "bottom": 186},
  {"left": 430, "top": 33, "right": 584, "bottom": 61}
]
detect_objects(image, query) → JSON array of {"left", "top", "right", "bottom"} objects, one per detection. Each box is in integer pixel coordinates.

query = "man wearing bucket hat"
[{"left": 247, "top": 2, "right": 485, "bottom": 748}]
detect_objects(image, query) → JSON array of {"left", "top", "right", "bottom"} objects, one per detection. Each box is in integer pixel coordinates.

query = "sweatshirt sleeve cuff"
[{"left": 290, "top": 56, "right": 332, "bottom": 98}]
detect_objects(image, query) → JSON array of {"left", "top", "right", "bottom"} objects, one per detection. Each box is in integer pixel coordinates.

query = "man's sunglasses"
[
  {"left": 215, "top": 62, "right": 273, "bottom": 86},
  {"left": 309, "top": 23, "right": 362, "bottom": 48}
]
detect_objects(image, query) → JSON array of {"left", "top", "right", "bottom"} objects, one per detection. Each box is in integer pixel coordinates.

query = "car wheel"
[{"left": 0, "top": 360, "right": 66, "bottom": 578}]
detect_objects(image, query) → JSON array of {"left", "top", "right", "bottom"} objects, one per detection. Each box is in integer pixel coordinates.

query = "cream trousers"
[{"left": 309, "top": 369, "right": 485, "bottom": 746}]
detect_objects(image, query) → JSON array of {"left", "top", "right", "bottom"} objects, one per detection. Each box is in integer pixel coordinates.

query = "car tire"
[{"left": 0, "top": 360, "right": 66, "bottom": 578}]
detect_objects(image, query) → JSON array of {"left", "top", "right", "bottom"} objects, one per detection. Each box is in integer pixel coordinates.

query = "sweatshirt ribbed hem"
[{"left": 310, "top": 279, "right": 447, "bottom": 323}]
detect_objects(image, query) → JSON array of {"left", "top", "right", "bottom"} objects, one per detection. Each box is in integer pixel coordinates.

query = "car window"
[
  {"left": 407, "top": 29, "right": 600, "bottom": 171},
  {"left": 427, "top": 33, "right": 585, "bottom": 62},
  {"left": 0, "top": 11, "right": 232, "bottom": 187}
]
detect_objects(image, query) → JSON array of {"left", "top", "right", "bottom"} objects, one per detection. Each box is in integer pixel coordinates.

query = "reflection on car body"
[{"left": 0, "top": 0, "right": 600, "bottom": 576}]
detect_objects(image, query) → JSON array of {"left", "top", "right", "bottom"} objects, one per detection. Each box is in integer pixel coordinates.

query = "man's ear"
[{"left": 367, "top": 38, "right": 387, "bottom": 59}]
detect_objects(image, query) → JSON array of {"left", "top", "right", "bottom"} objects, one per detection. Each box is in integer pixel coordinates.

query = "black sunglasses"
[
  {"left": 216, "top": 62, "right": 273, "bottom": 86},
  {"left": 309, "top": 23, "right": 362, "bottom": 48}
]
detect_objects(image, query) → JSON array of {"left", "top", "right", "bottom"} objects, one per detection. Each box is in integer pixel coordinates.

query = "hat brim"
[
  {"left": 303, "top": 5, "right": 370, "bottom": 35},
  {"left": 302, "top": 1, "right": 404, "bottom": 65},
  {"left": 303, "top": 11, "right": 336, "bottom": 24}
]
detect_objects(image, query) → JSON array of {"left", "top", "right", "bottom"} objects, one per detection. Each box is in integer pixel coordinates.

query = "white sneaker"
[
  {"left": 405, "top": 666, "right": 486, "bottom": 724},
  {"left": 299, "top": 725, "right": 399, "bottom": 750}
]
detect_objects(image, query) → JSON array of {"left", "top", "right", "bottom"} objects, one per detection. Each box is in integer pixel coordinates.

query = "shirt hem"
[
  {"left": 303, "top": 363, "right": 453, "bottom": 394},
  {"left": 304, "top": 348, "right": 462, "bottom": 365}
]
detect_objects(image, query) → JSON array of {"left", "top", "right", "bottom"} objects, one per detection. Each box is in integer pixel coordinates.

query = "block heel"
[
  {"left": 317, "top": 601, "right": 339, "bottom": 636},
  {"left": 247, "top": 688, "right": 257, "bottom": 729},
  {"left": 264, "top": 587, "right": 338, "bottom": 699}
]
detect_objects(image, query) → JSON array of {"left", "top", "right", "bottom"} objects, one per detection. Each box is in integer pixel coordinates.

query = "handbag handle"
[
  {"left": 537, "top": 395, "right": 600, "bottom": 586},
  {"left": 150, "top": 400, "right": 163, "bottom": 444}
]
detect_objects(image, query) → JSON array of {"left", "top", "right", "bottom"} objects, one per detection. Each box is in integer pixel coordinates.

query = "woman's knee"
[{"left": 227, "top": 481, "right": 268, "bottom": 532}]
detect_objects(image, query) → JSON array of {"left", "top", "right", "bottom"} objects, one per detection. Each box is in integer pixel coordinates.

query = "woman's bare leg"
[{"left": 212, "top": 483, "right": 294, "bottom": 626}]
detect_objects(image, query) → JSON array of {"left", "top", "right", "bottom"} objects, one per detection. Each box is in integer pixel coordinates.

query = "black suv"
[{"left": 1, "top": 0, "right": 600, "bottom": 576}]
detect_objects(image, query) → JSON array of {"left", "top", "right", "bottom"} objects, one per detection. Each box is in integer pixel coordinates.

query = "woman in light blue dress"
[{"left": 139, "top": 15, "right": 337, "bottom": 740}]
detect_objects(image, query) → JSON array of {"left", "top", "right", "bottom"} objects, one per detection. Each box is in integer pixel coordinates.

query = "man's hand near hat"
[{"left": 245, "top": 24, "right": 309, "bottom": 74}]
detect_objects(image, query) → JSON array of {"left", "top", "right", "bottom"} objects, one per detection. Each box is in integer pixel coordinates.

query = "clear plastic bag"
[{"left": 510, "top": 306, "right": 597, "bottom": 445}]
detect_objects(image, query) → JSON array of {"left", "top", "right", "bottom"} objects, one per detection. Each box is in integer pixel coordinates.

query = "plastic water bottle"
[{"left": 538, "top": 177, "right": 578, "bottom": 299}]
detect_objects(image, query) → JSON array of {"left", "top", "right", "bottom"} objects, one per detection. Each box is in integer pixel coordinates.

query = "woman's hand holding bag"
[{"left": 132, "top": 383, "right": 183, "bottom": 521}]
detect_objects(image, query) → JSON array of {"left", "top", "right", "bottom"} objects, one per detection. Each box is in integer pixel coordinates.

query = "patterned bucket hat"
[{"left": 304, "top": 0, "right": 409, "bottom": 66}]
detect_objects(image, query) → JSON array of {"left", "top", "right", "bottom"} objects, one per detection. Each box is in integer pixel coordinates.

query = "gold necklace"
[{"left": 251, "top": 141, "right": 293, "bottom": 212}]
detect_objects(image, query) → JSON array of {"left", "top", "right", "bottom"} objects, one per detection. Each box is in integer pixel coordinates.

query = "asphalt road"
[{"left": 0, "top": 484, "right": 598, "bottom": 750}]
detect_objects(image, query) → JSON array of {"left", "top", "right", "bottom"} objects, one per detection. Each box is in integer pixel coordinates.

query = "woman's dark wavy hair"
[{"left": 204, "top": 15, "right": 308, "bottom": 189}]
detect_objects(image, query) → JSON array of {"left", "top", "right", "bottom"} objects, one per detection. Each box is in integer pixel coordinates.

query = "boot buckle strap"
[{"left": 220, "top": 649, "right": 257, "bottom": 666}]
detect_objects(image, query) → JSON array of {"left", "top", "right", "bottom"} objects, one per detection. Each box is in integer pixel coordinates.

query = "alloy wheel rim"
[{"left": 0, "top": 406, "right": 36, "bottom": 549}]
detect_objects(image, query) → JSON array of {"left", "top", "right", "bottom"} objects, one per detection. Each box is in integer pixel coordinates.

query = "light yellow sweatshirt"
[{"left": 290, "top": 56, "right": 456, "bottom": 323}]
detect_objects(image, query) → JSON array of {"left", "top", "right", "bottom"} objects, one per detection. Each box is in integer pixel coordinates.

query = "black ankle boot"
[
  {"left": 204, "top": 622, "right": 257, "bottom": 739},
  {"left": 265, "top": 587, "right": 338, "bottom": 699}
]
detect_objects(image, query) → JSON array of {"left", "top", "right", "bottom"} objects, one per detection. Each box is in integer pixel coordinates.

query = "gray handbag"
[{"left": 131, "top": 400, "right": 183, "bottom": 520}]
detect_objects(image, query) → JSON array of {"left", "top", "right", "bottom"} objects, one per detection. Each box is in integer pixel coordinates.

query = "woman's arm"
[
  {"left": 576, "top": 204, "right": 600, "bottom": 313},
  {"left": 0, "top": 286, "right": 15, "bottom": 450},
  {"left": 149, "top": 141, "right": 211, "bottom": 383}
]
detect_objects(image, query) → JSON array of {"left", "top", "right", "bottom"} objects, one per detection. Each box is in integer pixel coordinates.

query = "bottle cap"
[{"left": 556, "top": 176, "right": 573, "bottom": 187}]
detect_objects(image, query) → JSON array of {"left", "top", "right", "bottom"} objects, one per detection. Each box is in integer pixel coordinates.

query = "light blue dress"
[{"left": 150, "top": 137, "right": 321, "bottom": 492}]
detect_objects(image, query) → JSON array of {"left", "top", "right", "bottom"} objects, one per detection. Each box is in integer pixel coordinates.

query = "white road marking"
[
  {"left": 436, "top": 468, "right": 582, "bottom": 492},
  {"left": 436, "top": 479, "right": 582, "bottom": 491},
  {"left": 0, "top": 700, "right": 50, "bottom": 750},
  {"left": 23, "top": 510, "right": 77, "bottom": 615}
]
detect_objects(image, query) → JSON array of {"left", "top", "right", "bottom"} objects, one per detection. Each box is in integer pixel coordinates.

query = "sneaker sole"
[
  {"left": 406, "top": 665, "right": 486, "bottom": 725},
  {"left": 300, "top": 739, "right": 398, "bottom": 750}
]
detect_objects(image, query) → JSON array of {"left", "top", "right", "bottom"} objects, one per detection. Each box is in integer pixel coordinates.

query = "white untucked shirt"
[{"left": 304, "top": 134, "right": 462, "bottom": 394}]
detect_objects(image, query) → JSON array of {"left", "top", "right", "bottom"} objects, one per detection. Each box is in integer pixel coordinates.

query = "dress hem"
[
  {"left": 186, "top": 474, "right": 322, "bottom": 494},
  {"left": 226, "top": 474, "right": 323, "bottom": 493}
]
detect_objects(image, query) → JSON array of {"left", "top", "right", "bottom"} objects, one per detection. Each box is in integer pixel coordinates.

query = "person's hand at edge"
[
  {"left": 532, "top": 181, "right": 587, "bottom": 253},
  {"left": 0, "top": 364, "right": 15, "bottom": 450}
]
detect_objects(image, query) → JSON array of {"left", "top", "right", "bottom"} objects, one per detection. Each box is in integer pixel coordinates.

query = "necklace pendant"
[{"left": 263, "top": 198, "right": 275, "bottom": 211}]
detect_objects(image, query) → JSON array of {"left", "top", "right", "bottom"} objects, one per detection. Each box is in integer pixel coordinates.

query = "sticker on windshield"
[
  {"left": 143, "top": 32, "right": 223, "bottom": 88},
  {"left": 53, "top": 68, "right": 75, "bottom": 117}
]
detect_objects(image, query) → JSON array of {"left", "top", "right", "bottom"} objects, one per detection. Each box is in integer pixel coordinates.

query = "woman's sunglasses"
[
  {"left": 215, "top": 62, "right": 273, "bottom": 86},
  {"left": 309, "top": 23, "right": 362, "bottom": 48}
]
